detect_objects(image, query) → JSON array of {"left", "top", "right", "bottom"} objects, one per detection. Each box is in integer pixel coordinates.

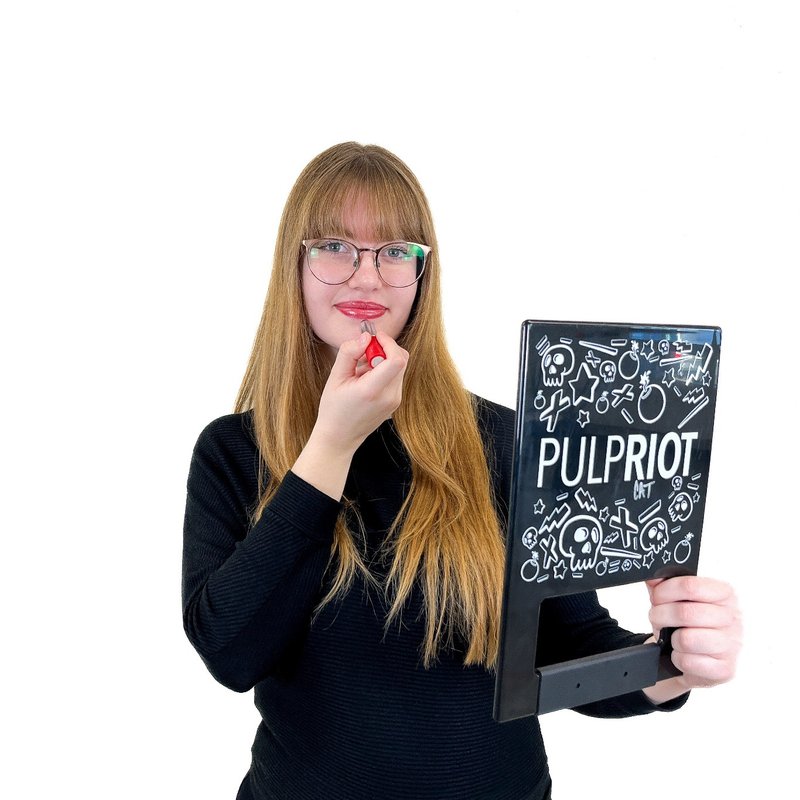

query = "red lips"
[{"left": 334, "top": 302, "right": 387, "bottom": 319}]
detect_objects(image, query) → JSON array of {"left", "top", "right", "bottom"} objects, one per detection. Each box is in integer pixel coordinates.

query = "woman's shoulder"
[
  {"left": 193, "top": 408, "right": 257, "bottom": 454},
  {"left": 189, "top": 409, "right": 260, "bottom": 492}
]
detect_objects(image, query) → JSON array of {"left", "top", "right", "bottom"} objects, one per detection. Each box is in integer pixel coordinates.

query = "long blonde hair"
[{"left": 234, "top": 142, "right": 505, "bottom": 669}]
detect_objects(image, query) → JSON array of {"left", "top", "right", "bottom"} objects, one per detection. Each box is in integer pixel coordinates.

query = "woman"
[{"left": 182, "top": 142, "right": 741, "bottom": 799}]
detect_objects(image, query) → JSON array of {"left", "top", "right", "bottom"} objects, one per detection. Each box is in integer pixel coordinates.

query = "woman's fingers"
[
  {"left": 646, "top": 575, "right": 742, "bottom": 690},
  {"left": 314, "top": 331, "right": 410, "bottom": 452}
]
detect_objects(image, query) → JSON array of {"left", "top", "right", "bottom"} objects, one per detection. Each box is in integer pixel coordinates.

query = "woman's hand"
[
  {"left": 315, "top": 329, "right": 409, "bottom": 451},
  {"left": 642, "top": 575, "right": 742, "bottom": 705},
  {"left": 291, "top": 330, "right": 409, "bottom": 500}
]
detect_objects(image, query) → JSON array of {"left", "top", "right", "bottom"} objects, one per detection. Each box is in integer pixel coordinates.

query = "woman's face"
[{"left": 302, "top": 202, "right": 420, "bottom": 363}]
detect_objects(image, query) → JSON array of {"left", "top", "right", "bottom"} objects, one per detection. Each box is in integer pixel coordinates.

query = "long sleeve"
[{"left": 181, "top": 413, "right": 341, "bottom": 692}]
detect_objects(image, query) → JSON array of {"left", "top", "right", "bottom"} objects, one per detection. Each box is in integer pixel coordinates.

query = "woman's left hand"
[{"left": 642, "top": 575, "right": 742, "bottom": 704}]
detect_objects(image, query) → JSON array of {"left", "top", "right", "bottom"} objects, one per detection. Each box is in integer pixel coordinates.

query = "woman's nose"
[{"left": 348, "top": 250, "right": 382, "bottom": 288}]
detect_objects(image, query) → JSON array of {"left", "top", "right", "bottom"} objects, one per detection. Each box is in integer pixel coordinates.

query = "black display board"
[{"left": 493, "top": 320, "right": 721, "bottom": 722}]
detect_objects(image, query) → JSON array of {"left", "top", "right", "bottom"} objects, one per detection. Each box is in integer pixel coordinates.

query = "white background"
[{"left": 2, "top": 1, "right": 797, "bottom": 797}]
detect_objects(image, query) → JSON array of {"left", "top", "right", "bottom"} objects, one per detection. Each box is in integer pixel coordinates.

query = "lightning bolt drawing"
[
  {"left": 538, "top": 502, "right": 571, "bottom": 534},
  {"left": 682, "top": 345, "right": 713, "bottom": 386},
  {"left": 575, "top": 488, "right": 598, "bottom": 512},
  {"left": 683, "top": 388, "right": 706, "bottom": 405}
]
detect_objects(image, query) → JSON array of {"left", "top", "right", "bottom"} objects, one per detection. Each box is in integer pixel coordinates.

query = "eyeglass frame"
[{"left": 301, "top": 237, "right": 431, "bottom": 288}]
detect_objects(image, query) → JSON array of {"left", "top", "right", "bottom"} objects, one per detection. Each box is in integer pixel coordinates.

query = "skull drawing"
[
  {"left": 599, "top": 360, "right": 617, "bottom": 383},
  {"left": 641, "top": 517, "right": 670, "bottom": 555},
  {"left": 541, "top": 345, "right": 575, "bottom": 387},
  {"left": 668, "top": 492, "right": 694, "bottom": 522},
  {"left": 522, "top": 526, "right": 538, "bottom": 550},
  {"left": 558, "top": 514, "right": 603, "bottom": 572}
]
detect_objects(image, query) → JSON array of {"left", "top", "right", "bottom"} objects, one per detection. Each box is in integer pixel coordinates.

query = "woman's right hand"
[
  {"left": 291, "top": 330, "right": 409, "bottom": 499},
  {"left": 317, "top": 329, "right": 409, "bottom": 450}
]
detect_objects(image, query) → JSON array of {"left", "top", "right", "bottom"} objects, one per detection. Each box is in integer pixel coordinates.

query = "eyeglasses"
[{"left": 302, "top": 238, "right": 431, "bottom": 288}]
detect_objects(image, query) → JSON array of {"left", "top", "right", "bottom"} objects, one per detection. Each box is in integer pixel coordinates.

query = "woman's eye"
[
  {"left": 384, "top": 246, "right": 409, "bottom": 259},
  {"left": 321, "top": 240, "right": 346, "bottom": 253}
]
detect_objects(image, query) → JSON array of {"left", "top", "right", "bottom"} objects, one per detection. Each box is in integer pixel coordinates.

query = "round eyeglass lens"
[
  {"left": 306, "top": 239, "right": 358, "bottom": 284},
  {"left": 377, "top": 243, "right": 425, "bottom": 287}
]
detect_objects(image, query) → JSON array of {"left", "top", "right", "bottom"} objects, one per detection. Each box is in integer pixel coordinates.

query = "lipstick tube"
[{"left": 360, "top": 320, "right": 386, "bottom": 368}]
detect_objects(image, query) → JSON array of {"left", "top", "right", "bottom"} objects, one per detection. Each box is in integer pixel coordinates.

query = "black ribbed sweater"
[{"left": 182, "top": 397, "right": 685, "bottom": 800}]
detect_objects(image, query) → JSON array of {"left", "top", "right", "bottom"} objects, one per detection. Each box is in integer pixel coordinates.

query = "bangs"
[{"left": 303, "top": 168, "right": 427, "bottom": 245}]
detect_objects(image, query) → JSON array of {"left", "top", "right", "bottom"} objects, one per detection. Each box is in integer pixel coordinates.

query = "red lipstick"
[{"left": 360, "top": 320, "right": 386, "bottom": 368}]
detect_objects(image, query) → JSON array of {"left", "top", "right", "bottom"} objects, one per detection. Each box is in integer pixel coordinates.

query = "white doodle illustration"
[
  {"left": 575, "top": 488, "right": 598, "bottom": 512},
  {"left": 637, "top": 371, "right": 667, "bottom": 424},
  {"left": 585, "top": 350, "right": 602, "bottom": 368},
  {"left": 640, "top": 340, "right": 658, "bottom": 363},
  {"left": 541, "top": 344, "right": 576, "bottom": 387},
  {"left": 520, "top": 553, "right": 540, "bottom": 582},
  {"left": 668, "top": 492, "right": 694, "bottom": 522},
  {"left": 600, "top": 361, "right": 617, "bottom": 383},
  {"left": 673, "top": 533, "right": 694, "bottom": 564},
  {"left": 539, "top": 388, "right": 571, "bottom": 432},
  {"left": 618, "top": 342, "right": 641, "bottom": 381},
  {"left": 609, "top": 505, "right": 639, "bottom": 549},
  {"left": 558, "top": 515, "right": 604, "bottom": 573},
  {"left": 539, "top": 534, "right": 561, "bottom": 571},
  {"left": 611, "top": 384, "right": 634, "bottom": 407},
  {"left": 579, "top": 340, "right": 618, "bottom": 356},
  {"left": 680, "top": 343, "right": 714, "bottom": 386},
  {"left": 677, "top": 395, "right": 710, "bottom": 429},
  {"left": 568, "top": 361, "right": 600, "bottom": 406},
  {"left": 641, "top": 517, "right": 670, "bottom": 555},
  {"left": 522, "top": 526, "right": 538, "bottom": 550},
  {"left": 683, "top": 387, "right": 706, "bottom": 406},
  {"left": 535, "top": 335, "right": 551, "bottom": 355}
]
